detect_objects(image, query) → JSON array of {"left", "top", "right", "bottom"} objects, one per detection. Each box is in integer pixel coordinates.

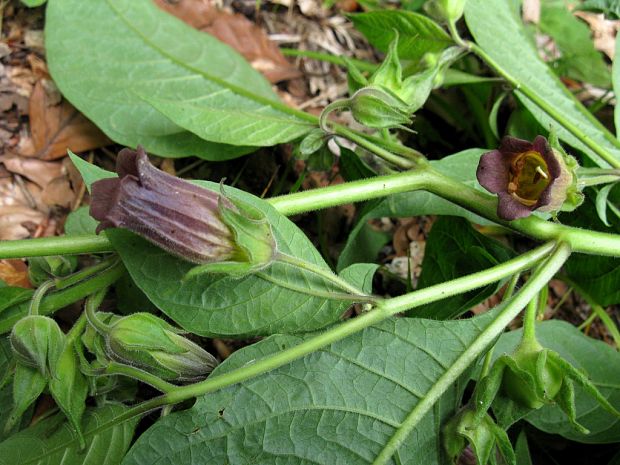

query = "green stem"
[
  {"left": 255, "top": 271, "right": 375, "bottom": 303},
  {"left": 331, "top": 125, "right": 417, "bottom": 169},
  {"left": 521, "top": 297, "right": 538, "bottom": 344},
  {"left": 0, "top": 259, "right": 125, "bottom": 334},
  {"left": 467, "top": 41, "right": 620, "bottom": 169},
  {"left": 28, "top": 280, "right": 55, "bottom": 316},
  {"left": 54, "top": 256, "right": 119, "bottom": 290},
  {"left": 104, "top": 362, "right": 176, "bottom": 393},
  {"left": 280, "top": 47, "right": 378, "bottom": 72},
  {"left": 275, "top": 252, "right": 372, "bottom": 299},
  {"left": 0, "top": 234, "right": 113, "bottom": 259},
  {"left": 371, "top": 242, "right": 571, "bottom": 465},
  {"left": 84, "top": 289, "right": 112, "bottom": 334},
  {"left": 578, "top": 176, "right": 620, "bottom": 187},
  {"left": 269, "top": 166, "right": 434, "bottom": 215}
]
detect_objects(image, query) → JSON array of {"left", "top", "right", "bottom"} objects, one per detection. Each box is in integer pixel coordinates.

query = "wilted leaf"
[
  {"left": 0, "top": 260, "right": 30, "bottom": 288},
  {"left": 23, "top": 80, "right": 110, "bottom": 160}
]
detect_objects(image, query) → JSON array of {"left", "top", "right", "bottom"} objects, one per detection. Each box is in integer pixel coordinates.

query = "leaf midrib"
[{"left": 105, "top": 0, "right": 317, "bottom": 125}]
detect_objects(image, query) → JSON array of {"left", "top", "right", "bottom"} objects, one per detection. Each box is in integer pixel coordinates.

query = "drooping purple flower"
[
  {"left": 90, "top": 146, "right": 238, "bottom": 264},
  {"left": 476, "top": 135, "right": 572, "bottom": 221}
]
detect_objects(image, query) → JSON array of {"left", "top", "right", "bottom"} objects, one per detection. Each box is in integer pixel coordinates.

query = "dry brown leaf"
[
  {"left": 574, "top": 11, "right": 620, "bottom": 59},
  {"left": 154, "top": 0, "right": 301, "bottom": 83},
  {"left": 0, "top": 259, "right": 31, "bottom": 288},
  {"left": 2, "top": 155, "right": 64, "bottom": 188},
  {"left": 0, "top": 204, "right": 46, "bottom": 240},
  {"left": 20, "top": 79, "right": 110, "bottom": 160}
]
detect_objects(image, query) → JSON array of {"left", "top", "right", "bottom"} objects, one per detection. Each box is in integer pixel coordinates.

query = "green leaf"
[
  {"left": 122, "top": 310, "right": 499, "bottom": 465},
  {"left": 578, "top": 0, "right": 620, "bottom": 19},
  {"left": 614, "top": 32, "right": 620, "bottom": 136},
  {"left": 595, "top": 183, "right": 616, "bottom": 227},
  {"left": 64, "top": 207, "right": 99, "bottom": 235},
  {"left": 515, "top": 431, "right": 533, "bottom": 465},
  {"left": 338, "top": 149, "right": 490, "bottom": 271},
  {"left": 465, "top": 0, "right": 620, "bottom": 168},
  {"left": 48, "top": 343, "right": 89, "bottom": 447},
  {"left": 144, "top": 96, "right": 314, "bottom": 147},
  {"left": 539, "top": 0, "right": 611, "bottom": 88},
  {"left": 348, "top": 11, "right": 453, "bottom": 64},
  {"left": 0, "top": 337, "right": 33, "bottom": 442},
  {"left": 0, "top": 287, "right": 34, "bottom": 315},
  {"left": 46, "top": 0, "right": 270, "bottom": 159},
  {"left": 20, "top": 0, "right": 46, "bottom": 6},
  {"left": 563, "top": 195, "right": 620, "bottom": 306},
  {"left": 68, "top": 151, "right": 116, "bottom": 192},
  {"left": 410, "top": 217, "right": 513, "bottom": 319},
  {"left": 7, "top": 365, "right": 47, "bottom": 431},
  {"left": 339, "top": 263, "right": 380, "bottom": 294},
  {"left": 0, "top": 404, "right": 138, "bottom": 465},
  {"left": 492, "top": 321, "right": 620, "bottom": 443},
  {"left": 70, "top": 157, "right": 363, "bottom": 338},
  {"left": 339, "top": 147, "right": 377, "bottom": 181}
]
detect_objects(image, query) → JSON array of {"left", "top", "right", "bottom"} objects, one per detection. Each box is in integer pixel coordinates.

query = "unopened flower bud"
[
  {"left": 105, "top": 313, "right": 218, "bottom": 381},
  {"left": 349, "top": 86, "right": 413, "bottom": 130},
  {"left": 425, "top": 0, "right": 467, "bottom": 23},
  {"left": 10, "top": 315, "right": 65, "bottom": 377}
]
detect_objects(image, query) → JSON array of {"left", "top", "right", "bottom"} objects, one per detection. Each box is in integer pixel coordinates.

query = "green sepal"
[
  {"left": 218, "top": 187, "right": 277, "bottom": 270},
  {"left": 10, "top": 315, "right": 66, "bottom": 377},
  {"left": 48, "top": 341, "right": 88, "bottom": 448},
  {"left": 443, "top": 407, "right": 516, "bottom": 465},
  {"left": 185, "top": 261, "right": 258, "bottom": 279},
  {"left": 344, "top": 57, "right": 369, "bottom": 94},
  {"left": 5, "top": 364, "right": 47, "bottom": 433},
  {"left": 370, "top": 31, "right": 403, "bottom": 94}
]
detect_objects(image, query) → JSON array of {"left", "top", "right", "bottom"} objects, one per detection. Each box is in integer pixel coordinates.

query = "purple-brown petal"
[
  {"left": 90, "top": 147, "right": 237, "bottom": 264},
  {"left": 496, "top": 192, "right": 535, "bottom": 221},
  {"left": 476, "top": 150, "right": 510, "bottom": 194},
  {"left": 498, "top": 136, "right": 533, "bottom": 156}
]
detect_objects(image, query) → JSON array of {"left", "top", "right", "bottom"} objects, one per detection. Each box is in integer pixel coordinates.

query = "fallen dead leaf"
[
  {"left": 20, "top": 79, "right": 110, "bottom": 160},
  {"left": 574, "top": 11, "right": 620, "bottom": 59},
  {"left": 0, "top": 259, "right": 31, "bottom": 288},
  {"left": 522, "top": 0, "right": 540, "bottom": 24},
  {"left": 154, "top": 0, "right": 301, "bottom": 83}
]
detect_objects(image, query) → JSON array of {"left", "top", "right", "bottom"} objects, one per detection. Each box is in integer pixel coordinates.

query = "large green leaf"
[
  {"left": 411, "top": 217, "right": 513, "bottom": 319},
  {"left": 337, "top": 149, "right": 489, "bottom": 271},
  {"left": 492, "top": 321, "right": 620, "bottom": 443},
  {"left": 349, "top": 11, "right": 452, "bottom": 64},
  {"left": 46, "top": 0, "right": 310, "bottom": 158},
  {"left": 122, "top": 310, "right": 499, "bottom": 465},
  {"left": 0, "top": 404, "right": 138, "bottom": 465},
  {"left": 539, "top": 0, "right": 610, "bottom": 88},
  {"left": 465, "top": 0, "right": 620, "bottom": 168},
  {"left": 71, "top": 157, "right": 372, "bottom": 337}
]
